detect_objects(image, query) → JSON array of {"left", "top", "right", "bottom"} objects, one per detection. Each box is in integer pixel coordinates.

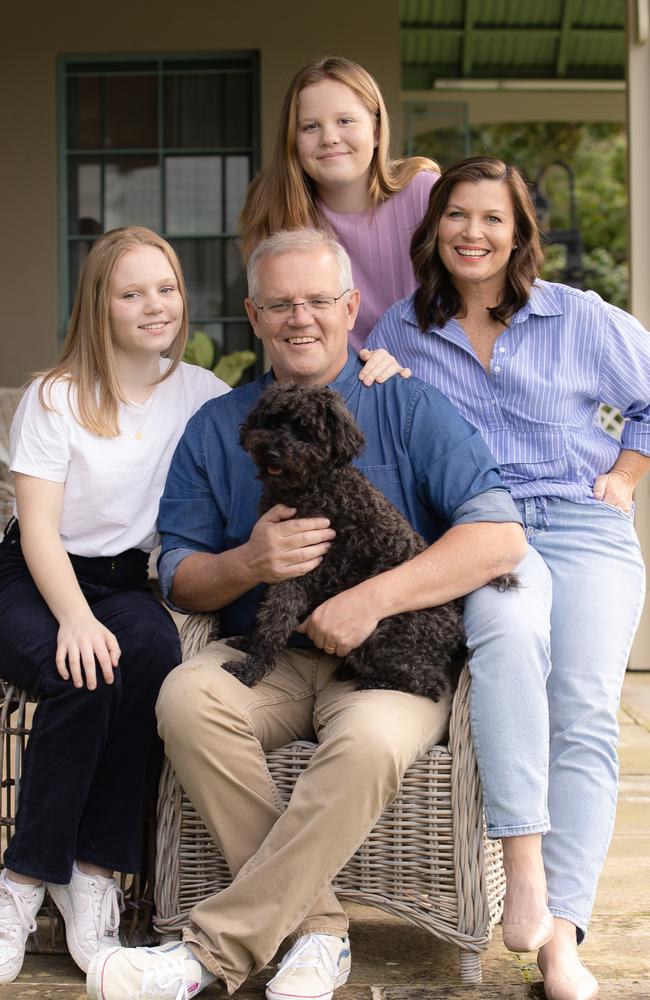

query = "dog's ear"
[
  {"left": 325, "top": 390, "right": 365, "bottom": 466},
  {"left": 239, "top": 384, "right": 284, "bottom": 447}
]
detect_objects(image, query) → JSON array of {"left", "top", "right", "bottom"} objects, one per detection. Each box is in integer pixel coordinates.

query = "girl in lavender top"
[
  {"left": 368, "top": 156, "right": 650, "bottom": 1000},
  {"left": 238, "top": 56, "right": 439, "bottom": 362}
]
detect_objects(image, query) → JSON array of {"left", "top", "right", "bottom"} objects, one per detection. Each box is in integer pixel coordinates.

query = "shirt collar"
[
  {"left": 398, "top": 279, "right": 564, "bottom": 330},
  {"left": 267, "top": 351, "right": 361, "bottom": 401},
  {"left": 510, "top": 280, "right": 564, "bottom": 324},
  {"left": 330, "top": 350, "right": 363, "bottom": 400}
]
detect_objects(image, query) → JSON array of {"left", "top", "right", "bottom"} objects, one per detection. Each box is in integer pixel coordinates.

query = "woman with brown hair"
[
  {"left": 239, "top": 56, "right": 439, "bottom": 356},
  {"left": 367, "top": 156, "right": 650, "bottom": 1000},
  {"left": 0, "top": 227, "right": 229, "bottom": 983}
]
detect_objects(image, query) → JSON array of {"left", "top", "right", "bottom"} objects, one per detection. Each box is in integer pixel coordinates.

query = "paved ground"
[{"left": 4, "top": 672, "right": 649, "bottom": 999}]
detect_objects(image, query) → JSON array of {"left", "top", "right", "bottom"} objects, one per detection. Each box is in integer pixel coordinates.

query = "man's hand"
[
  {"left": 593, "top": 468, "right": 635, "bottom": 513},
  {"left": 246, "top": 505, "right": 336, "bottom": 583},
  {"left": 296, "top": 586, "right": 378, "bottom": 657}
]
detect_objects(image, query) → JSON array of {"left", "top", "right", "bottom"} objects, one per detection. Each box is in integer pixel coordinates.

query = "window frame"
[{"left": 57, "top": 51, "right": 261, "bottom": 367}]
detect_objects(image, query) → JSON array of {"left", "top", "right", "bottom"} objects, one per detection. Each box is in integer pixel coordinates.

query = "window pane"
[
  {"left": 172, "top": 238, "right": 224, "bottom": 318},
  {"left": 66, "top": 76, "right": 102, "bottom": 149},
  {"left": 225, "top": 156, "right": 250, "bottom": 232},
  {"left": 68, "top": 240, "right": 95, "bottom": 307},
  {"left": 104, "top": 75, "right": 158, "bottom": 149},
  {"left": 224, "top": 74, "right": 252, "bottom": 147},
  {"left": 165, "top": 156, "right": 222, "bottom": 235},
  {"left": 224, "top": 238, "right": 247, "bottom": 315},
  {"left": 223, "top": 320, "right": 258, "bottom": 356},
  {"left": 164, "top": 73, "right": 224, "bottom": 149},
  {"left": 104, "top": 157, "right": 161, "bottom": 230},
  {"left": 68, "top": 160, "right": 103, "bottom": 235}
]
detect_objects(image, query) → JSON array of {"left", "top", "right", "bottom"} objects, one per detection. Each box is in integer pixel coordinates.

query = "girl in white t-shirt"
[{"left": 0, "top": 227, "right": 229, "bottom": 983}]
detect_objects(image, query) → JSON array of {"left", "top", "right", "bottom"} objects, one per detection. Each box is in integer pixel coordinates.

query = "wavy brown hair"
[
  {"left": 39, "top": 227, "right": 188, "bottom": 437},
  {"left": 239, "top": 56, "right": 438, "bottom": 261},
  {"left": 411, "top": 156, "right": 544, "bottom": 331}
]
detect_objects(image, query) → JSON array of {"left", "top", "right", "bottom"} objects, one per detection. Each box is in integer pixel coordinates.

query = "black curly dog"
[{"left": 222, "top": 383, "right": 516, "bottom": 700}]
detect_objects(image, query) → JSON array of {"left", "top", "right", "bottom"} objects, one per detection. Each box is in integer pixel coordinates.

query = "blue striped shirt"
[{"left": 366, "top": 280, "right": 650, "bottom": 503}]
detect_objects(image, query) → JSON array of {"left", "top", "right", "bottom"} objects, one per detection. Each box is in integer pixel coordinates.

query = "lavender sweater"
[{"left": 318, "top": 169, "right": 438, "bottom": 351}]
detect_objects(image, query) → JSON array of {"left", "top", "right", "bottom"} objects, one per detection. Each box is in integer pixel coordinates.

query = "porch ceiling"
[{"left": 401, "top": 0, "right": 626, "bottom": 89}]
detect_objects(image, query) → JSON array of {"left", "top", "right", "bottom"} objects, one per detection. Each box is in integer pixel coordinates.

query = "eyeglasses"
[{"left": 251, "top": 290, "right": 350, "bottom": 323}]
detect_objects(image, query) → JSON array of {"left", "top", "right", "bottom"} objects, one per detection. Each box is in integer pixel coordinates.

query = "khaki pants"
[{"left": 156, "top": 640, "right": 450, "bottom": 993}]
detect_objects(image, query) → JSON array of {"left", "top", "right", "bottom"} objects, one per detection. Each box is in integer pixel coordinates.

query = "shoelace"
[
  {"left": 0, "top": 882, "right": 38, "bottom": 942},
  {"left": 142, "top": 947, "right": 190, "bottom": 1000},
  {"left": 272, "top": 934, "right": 339, "bottom": 984},
  {"left": 88, "top": 879, "right": 124, "bottom": 942}
]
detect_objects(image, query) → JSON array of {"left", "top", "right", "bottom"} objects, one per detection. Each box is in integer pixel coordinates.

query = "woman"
[
  {"left": 239, "top": 55, "right": 439, "bottom": 351},
  {"left": 0, "top": 227, "right": 229, "bottom": 982},
  {"left": 367, "top": 156, "right": 649, "bottom": 1000}
]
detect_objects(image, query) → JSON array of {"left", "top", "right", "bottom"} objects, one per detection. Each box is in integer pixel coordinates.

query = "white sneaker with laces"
[
  {"left": 47, "top": 865, "right": 123, "bottom": 973},
  {"left": 0, "top": 869, "right": 46, "bottom": 983},
  {"left": 266, "top": 933, "right": 351, "bottom": 1000},
  {"left": 87, "top": 941, "right": 207, "bottom": 1000}
]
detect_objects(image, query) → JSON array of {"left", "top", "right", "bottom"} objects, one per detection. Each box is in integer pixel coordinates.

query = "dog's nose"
[{"left": 265, "top": 449, "right": 281, "bottom": 465}]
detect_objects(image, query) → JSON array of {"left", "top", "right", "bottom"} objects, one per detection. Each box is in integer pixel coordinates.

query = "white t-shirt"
[{"left": 10, "top": 361, "right": 229, "bottom": 556}]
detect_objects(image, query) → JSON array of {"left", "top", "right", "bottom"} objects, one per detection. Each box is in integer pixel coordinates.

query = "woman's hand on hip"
[
  {"left": 56, "top": 614, "right": 121, "bottom": 690},
  {"left": 593, "top": 468, "right": 635, "bottom": 513}
]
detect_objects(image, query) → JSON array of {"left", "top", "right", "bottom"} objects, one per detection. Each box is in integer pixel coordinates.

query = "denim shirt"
[{"left": 158, "top": 352, "right": 520, "bottom": 635}]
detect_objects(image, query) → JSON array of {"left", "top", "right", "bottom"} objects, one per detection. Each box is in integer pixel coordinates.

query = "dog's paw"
[
  {"left": 221, "top": 658, "right": 257, "bottom": 686},
  {"left": 489, "top": 572, "right": 519, "bottom": 592},
  {"left": 334, "top": 662, "right": 357, "bottom": 682},
  {"left": 224, "top": 635, "right": 250, "bottom": 652}
]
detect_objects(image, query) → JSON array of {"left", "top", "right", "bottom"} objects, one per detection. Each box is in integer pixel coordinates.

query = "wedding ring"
[{"left": 323, "top": 644, "right": 336, "bottom": 654}]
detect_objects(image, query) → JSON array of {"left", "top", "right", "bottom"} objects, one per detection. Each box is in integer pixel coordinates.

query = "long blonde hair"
[
  {"left": 239, "top": 56, "right": 438, "bottom": 261},
  {"left": 39, "top": 227, "right": 189, "bottom": 437}
]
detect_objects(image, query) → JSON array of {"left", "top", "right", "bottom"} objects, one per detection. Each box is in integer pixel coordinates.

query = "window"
[{"left": 60, "top": 53, "right": 260, "bottom": 371}]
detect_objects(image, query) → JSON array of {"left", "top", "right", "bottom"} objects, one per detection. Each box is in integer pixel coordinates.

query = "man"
[{"left": 88, "top": 230, "right": 527, "bottom": 1000}]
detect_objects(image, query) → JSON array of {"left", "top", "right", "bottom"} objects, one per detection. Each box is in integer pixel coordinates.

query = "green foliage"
[
  {"left": 581, "top": 249, "right": 629, "bottom": 311},
  {"left": 214, "top": 350, "right": 257, "bottom": 387},
  {"left": 183, "top": 330, "right": 215, "bottom": 369},
  {"left": 413, "top": 121, "right": 629, "bottom": 307},
  {"left": 184, "top": 332, "right": 257, "bottom": 387}
]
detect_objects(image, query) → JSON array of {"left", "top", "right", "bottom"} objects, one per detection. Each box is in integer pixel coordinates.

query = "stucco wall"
[{"left": 0, "top": 0, "right": 401, "bottom": 386}]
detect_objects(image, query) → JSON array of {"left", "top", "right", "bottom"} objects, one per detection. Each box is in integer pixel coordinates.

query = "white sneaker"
[
  {"left": 0, "top": 869, "right": 45, "bottom": 983},
  {"left": 87, "top": 941, "right": 206, "bottom": 1000},
  {"left": 47, "top": 866, "right": 123, "bottom": 973},
  {"left": 266, "top": 934, "right": 351, "bottom": 1000}
]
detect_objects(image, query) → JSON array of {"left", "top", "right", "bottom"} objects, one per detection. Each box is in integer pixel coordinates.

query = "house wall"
[{"left": 0, "top": 0, "right": 401, "bottom": 386}]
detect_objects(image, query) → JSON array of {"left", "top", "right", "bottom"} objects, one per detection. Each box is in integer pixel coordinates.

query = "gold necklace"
[{"left": 122, "top": 401, "right": 152, "bottom": 440}]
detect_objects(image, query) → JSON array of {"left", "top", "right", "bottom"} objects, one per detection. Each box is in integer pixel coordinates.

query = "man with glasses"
[{"left": 88, "top": 229, "right": 526, "bottom": 1000}]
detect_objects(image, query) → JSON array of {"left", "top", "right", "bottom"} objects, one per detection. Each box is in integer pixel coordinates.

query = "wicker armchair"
[
  {"left": 154, "top": 614, "right": 505, "bottom": 985},
  {"left": 0, "top": 387, "right": 22, "bottom": 529}
]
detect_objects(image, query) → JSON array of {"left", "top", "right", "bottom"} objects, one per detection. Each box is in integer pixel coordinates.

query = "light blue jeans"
[{"left": 464, "top": 498, "right": 646, "bottom": 937}]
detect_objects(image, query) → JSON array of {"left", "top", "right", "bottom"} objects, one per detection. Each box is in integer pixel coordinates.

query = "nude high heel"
[
  {"left": 501, "top": 908, "right": 555, "bottom": 952},
  {"left": 537, "top": 957, "right": 599, "bottom": 1000}
]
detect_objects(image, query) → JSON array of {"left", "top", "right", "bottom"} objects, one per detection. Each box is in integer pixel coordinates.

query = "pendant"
[{"left": 135, "top": 431, "right": 143, "bottom": 440}]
